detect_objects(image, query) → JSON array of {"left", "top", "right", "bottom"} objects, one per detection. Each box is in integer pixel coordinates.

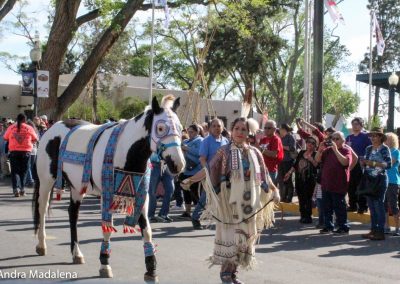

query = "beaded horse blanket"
[{"left": 54, "top": 122, "right": 118, "bottom": 194}]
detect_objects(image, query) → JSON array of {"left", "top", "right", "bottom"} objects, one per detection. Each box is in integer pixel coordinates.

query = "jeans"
[
  {"left": 9, "top": 151, "right": 30, "bottom": 193},
  {"left": 348, "top": 163, "right": 367, "bottom": 210},
  {"left": 148, "top": 163, "right": 175, "bottom": 218},
  {"left": 316, "top": 198, "right": 324, "bottom": 225},
  {"left": 173, "top": 179, "right": 184, "bottom": 207},
  {"left": 24, "top": 154, "right": 35, "bottom": 185},
  {"left": 192, "top": 190, "right": 206, "bottom": 221},
  {"left": 322, "top": 190, "right": 348, "bottom": 231},
  {"left": 366, "top": 174, "right": 388, "bottom": 233},
  {"left": 269, "top": 171, "right": 278, "bottom": 186}
]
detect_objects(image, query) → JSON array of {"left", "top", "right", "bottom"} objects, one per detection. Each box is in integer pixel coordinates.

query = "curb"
[{"left": 278, "top": 202, "right": 396, "bottom": 227}]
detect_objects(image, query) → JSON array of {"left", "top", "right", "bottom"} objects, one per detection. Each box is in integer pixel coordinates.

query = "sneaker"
[
  {"left": 149, "top": 217, "right": 159, "bottom": 223},
  {"left": 161, "top": 215, "right": 173, "bottom": 222},
  {"left": 192, "top": 219, "right": 203, "bottom": 230},
  {"left": 180, "top": 212, "right": 191, "bottom": 218},
  {"left": 319, "top": 228, "right": 333, "bottom": 234},
  {"left": 361, "top": 231, "right": 374, "bottom": 239},
  {"left": 19, "top": 191, "right": 26, "bottom": 197},
  {"left": 369, "top": 232, "right": 385, "bottom": 241},
  {"left": 392, "top": 230, "right": 400, "bottom": 237},
  {"left": 14, "top": 192, "right": 20, "bottom": 197},
  {"left": 333, "top": 228, "right": 349, "bottom": 235},
  {"left": 170, "top": 205, "right": 185, "bottom": 211}
]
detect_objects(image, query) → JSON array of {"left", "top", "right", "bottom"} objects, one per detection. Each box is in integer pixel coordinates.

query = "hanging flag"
[
  {"left": 155, "top": 0, "right": 170, "bottom": 28},
  {"left": 372, "top": 12, "right": 385, "bottom": 57},
  {"left": 324, "top": 0, "right": 345, "bottom": 25}
]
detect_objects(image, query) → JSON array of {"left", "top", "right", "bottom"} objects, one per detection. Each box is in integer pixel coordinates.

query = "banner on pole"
[
  {"left": 21, "top": 71, "right": 35, "bottom": 96},
  {"left": 324, "top": 0, "right": 345, "bottom": 25},
  {"left": 373, "top": 12, "right": 385, "bottom": 57},
  {"left": 36, "top": 70, "right": 49, "bottom": 98}
]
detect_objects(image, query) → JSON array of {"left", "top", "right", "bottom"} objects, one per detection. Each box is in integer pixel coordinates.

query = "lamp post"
[
  {"left": 30, "top": 31, "right": 42, "bottom": 117},
  {"left": 387, "top": 72, "right": 399, "bottom": 132}
]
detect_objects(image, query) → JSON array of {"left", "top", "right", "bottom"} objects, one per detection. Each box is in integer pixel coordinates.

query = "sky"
[{"left": 0, "top": 0, "right": 398, "bottom": 127}]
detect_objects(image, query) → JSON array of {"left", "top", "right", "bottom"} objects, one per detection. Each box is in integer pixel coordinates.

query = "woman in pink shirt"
[{"left": 3, "top": 113, "right": 38, "bottom": 197}]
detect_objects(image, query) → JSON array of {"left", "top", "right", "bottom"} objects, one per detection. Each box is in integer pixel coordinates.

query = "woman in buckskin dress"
[{"left": 182, "top": 117, "right": 280, "bottom": 284}]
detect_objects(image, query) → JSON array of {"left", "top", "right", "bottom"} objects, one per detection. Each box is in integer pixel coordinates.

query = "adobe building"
[{"left": 0, "top": 74, "right": 242, "bottom": 128}]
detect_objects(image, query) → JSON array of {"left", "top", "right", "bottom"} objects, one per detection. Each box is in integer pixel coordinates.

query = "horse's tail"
[{"left": 32, "top": 178, "right": 40, "bottom": 235}]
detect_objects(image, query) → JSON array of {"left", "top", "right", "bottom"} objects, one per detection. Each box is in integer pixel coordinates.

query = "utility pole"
[{"left": 312, "top": 0, "right": 324, "bottom": 123}]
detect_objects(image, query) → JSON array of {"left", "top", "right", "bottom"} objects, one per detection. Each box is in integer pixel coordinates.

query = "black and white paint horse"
[{"left": 33, "top": 96, "right": 185, "bottom": 282}]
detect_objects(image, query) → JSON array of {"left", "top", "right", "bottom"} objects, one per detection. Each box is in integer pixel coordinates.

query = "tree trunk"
[
  {"left": 55, "top": 0, "right": 145, "bottom": 119},
  {"left": 38, "top": 0, "right": 82, "bottom": 119},
  {"left": 0, "top": 0, "right": 17, "bottom": 22},
  {"left": 92, "top": 74, "right": 98, "bottom": 123}
]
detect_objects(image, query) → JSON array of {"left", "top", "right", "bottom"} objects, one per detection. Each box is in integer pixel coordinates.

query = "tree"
[
  {"left": 0, "top": 0, "right": 17, "bottom": 23},
  {"left": 27, "top": 0, "right": 208, "bottom": 119},
  {"left": 359, "top": 0, "right": 400, "bottom": 117},
  {"left": 323, "top": 76, "right": 360, "bottom": 127}
]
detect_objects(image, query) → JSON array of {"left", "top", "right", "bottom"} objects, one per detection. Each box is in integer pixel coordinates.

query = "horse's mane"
[{"left": 161, "top": 94, "right": 175, "bottom": 109}]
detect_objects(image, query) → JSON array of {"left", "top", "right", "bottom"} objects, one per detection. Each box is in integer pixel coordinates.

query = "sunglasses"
[
  {"left": 369, "top": 134, "right": 380, "bottom": 138},
  {"left": 331, "top": 137, "right": 341, "bottom": 141}
]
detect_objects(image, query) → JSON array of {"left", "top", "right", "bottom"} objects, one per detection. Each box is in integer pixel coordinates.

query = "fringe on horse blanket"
[{"left": 101, "top": 121, "right": 150, "bottom": 234}]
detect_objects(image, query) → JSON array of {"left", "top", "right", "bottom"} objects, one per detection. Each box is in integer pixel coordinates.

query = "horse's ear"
[
  {"left": 171, "top": 97, "right": 180, "bottom": 113},
  {"left": 152, "top": 97, "right": 162, "bottom": 115}
]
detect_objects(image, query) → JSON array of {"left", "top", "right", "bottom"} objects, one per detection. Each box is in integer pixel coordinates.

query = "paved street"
[{"left": 0, "top": 178, "right": 399, "bottom": 284}]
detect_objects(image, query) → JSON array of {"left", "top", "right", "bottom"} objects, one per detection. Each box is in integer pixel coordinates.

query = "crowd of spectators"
[{"left": 1, "top": 112, "right": 400, "bottom": 242}]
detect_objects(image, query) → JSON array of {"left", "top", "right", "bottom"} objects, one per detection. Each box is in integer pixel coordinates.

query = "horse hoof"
[
  {"left": 73, "top": 256, "right": 85, "bottom": 264},
  {"left": 99, "top": 268, "right": 113, "bottom": 278},
  {"left": 144, "top": 273, "right": 159, "bottom": 283},
  {"left": 36, "top": 246, "right": 46, "bottom": 256}
]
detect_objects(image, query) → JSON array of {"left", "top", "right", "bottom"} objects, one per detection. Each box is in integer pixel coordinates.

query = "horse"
[{"left": 33, "top": 96, "right": 185, "bottom": 282}]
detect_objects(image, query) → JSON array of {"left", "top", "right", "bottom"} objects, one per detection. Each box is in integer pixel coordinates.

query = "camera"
[{"left": 324, "top": 140, "right": 333, "bottom": 147}]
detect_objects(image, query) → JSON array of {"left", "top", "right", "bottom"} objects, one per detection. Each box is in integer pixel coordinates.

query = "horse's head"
[{"left": 150, "top": 96, "right": 185, "bottom": 175}]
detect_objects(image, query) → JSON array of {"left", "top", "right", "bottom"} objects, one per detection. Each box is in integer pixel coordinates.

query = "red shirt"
[
  {"left": 321, "top": 147, "right": 352, "bottom": 194},
  {"left": 3, "top": 123, "right": 38, "bottom": 152},
  {"left": 298, "top": 128, "right": 325, "bottom": 145},
  {"left": 259, "top": 134, "right": 283, "bottom": 173}
]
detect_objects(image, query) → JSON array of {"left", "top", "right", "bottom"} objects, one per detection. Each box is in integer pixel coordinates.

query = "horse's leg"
[
  {"left": 35, "top": 178, "right": 54, "bottom": 256},
  {"left": 140, "top": 195, "right": 159, "bottom": 283},
  {"left": 69, "top": 189, "right": 85, "bottom": 264},
  {"left": 99, "top": 231, "right": 113, "bottom": 278}
]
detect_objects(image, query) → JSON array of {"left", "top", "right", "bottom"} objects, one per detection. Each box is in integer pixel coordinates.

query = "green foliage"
[
  {"left": 359, "top": 0, "right": 400, "bottom": 72},
  {"left": 119, "top": 96, "right": 147, "bottom": 119},
  {"left": 323, "top": 76, "right": 360, "bottom": 118},
  {"left": 65, "top": 95, "right": 119, "bottom": 122}
]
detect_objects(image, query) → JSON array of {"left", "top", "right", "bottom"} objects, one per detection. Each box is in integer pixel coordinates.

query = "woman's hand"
[
  {"left": 283, "top": 171, "right": 292, "bottom": 182},
  {"left": 180, "top": 178, "right": 192, "bottom": 191},
  {"left": 273, "top": 189, "right": 281, "bottom": 204}
]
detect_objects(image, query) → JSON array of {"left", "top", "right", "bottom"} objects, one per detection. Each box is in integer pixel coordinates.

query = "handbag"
[
  {"left": 356, "top": 172, "right": 382, "bottom": 198},
  {"left": 185, "top": 156, "right": 199, "bottom": 171}
]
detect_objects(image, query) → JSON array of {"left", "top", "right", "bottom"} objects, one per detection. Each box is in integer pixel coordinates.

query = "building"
[{"left": 0, "top": 74, "right": 242, "bottom": 128}]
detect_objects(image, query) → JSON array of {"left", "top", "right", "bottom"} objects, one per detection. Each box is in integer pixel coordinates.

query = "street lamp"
[
  {"left": 387, "top": 72, "right": 399, "bottom": 132},
  {"left": 30, "top": 31, "right": 41, "bottom": 117}
]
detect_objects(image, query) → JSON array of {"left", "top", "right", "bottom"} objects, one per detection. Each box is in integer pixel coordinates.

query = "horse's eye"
[{"left": 155, "top": 121, "right": 169, "bottom": 138}]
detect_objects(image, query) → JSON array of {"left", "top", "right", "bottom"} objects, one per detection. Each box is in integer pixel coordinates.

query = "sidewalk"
[{"left": 279, "top": 200, "right": 396, "bottom": 227}]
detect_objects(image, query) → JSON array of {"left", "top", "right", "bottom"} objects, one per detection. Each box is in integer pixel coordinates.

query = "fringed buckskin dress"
[{"left": 201, "top": 143, "right": 276, "bottom": 270}]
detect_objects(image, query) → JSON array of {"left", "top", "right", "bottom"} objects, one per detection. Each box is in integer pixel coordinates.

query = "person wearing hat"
[
  {"left": 345, "top": 117, "right": 371, "bottom": 213},
  {"left": 359, "top": 127, "right": 392, "bottom": 240}
]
